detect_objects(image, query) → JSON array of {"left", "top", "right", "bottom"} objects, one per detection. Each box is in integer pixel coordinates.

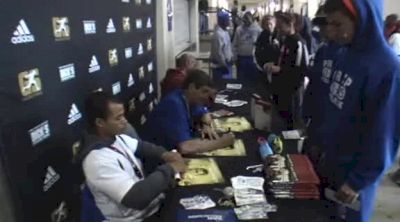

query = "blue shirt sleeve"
[
  {"left": 191, "top": 105, "right": 209, "bottom": 118},
  {"left": 346, "top": 74, "right": 400, "bottom": 191},
  {"left": 159, "top": 97, "right": 193, "bottom": 149}
]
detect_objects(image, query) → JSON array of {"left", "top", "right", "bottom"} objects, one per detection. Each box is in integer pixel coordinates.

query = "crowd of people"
[{"left": 78, "top": 1, "right": 400, "bottom": 222}]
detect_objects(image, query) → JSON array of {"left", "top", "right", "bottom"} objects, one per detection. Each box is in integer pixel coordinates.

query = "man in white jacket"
[{"left": 210, "top": 11, "right": 233, "bottom": 80}]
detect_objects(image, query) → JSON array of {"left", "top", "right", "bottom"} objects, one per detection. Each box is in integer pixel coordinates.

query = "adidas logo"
[
  {"left": 67, "top": 103, "right": 82, "bottom": 125},
  {"left": 11, "top": 19, "right": 35, "bottom": 44},
  {"left": 149, "top": 83, "right": 154, "bottom": 93},
  {"left": 140, "top": 115, "right": 147, "bottom": 125},
  {"left": 128, "top": 74, "right": 135, "bottom": 87},
  {"left": 29, "top": 121, "right": 50, "bottom": 146},
  {"left": 147, "top": 62, "right": 153, "bottom": 72},
  {"left": 93, "top": 87, "right": 103, "bottom": 92},
  {"left": 136, "top": 19, "right": 142, "bottom": 29},
  {"left": 138, "top": 43, "right": 143, "bottom": 55},
  {"left": 146, "top": 17, "right": 152, "bottom": 28},
  {"left": 59, "top": 64, "right": 75, "bottom": 82},
  {"left": 112, "top": 82, "right": 121, "bottom": 95},
  {"left": 125, "top": 47, "right": 132, "bottom": 59},
  {"left": 148, "top": 102, "right": 154, "bottom": 111},
  {"left": 106, "top": 18, "right": 116, "bottom": 33},
  {"left": 89, "top": 55, "right": 100, "bottom": 73},
  {"left": 43, "top": 166, "right": 60, "bottom": 192}
]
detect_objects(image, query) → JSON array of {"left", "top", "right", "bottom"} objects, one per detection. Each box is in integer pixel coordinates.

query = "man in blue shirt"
[{"left": 143, "top": 69, "right": 235, "bottom": 154}]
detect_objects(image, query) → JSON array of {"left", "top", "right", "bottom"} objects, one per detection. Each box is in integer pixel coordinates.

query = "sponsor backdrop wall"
[{"left": 0, "top": 0, "right": 157, "bottom": 221}]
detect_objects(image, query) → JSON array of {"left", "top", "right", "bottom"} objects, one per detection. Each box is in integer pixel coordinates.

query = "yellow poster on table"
[
  {"left": 201, "top": 139, "right": 246, "bottom": 156},
  {"left": 178, "top": 158, "right": 225, "bottom": 186},
  {"left": 213, "top": 116, "right": 252, "bottom": 133}
]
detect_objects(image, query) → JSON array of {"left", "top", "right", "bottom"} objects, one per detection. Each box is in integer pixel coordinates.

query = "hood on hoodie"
[{"left": 349, "top": 0, "right": 385, "bottom": 51}]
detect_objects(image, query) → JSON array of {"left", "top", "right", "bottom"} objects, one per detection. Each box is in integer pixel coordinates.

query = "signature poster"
[{"left": 178, "top": 158, "right": 224, "bottom": 186}]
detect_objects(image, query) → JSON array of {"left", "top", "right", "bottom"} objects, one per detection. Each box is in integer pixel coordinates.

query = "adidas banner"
[{"left": 0, "top": 0, "right": 157, "bottom": 221}]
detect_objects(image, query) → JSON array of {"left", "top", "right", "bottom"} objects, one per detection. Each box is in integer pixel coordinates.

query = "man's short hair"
[
  {"left": 84, "top": 91, "right": 122, "bottom": 131},
  {"left": 385, "top": 14, "right": 398, "bottom": 28},
  {"left": 176, "top": 53, "right": 195, "bottom": 69},
  {"left": 261, "top": 15, "right": 275, "bottom": 29},
  {"left": 181, "top": 69, "right": 214, "bottom": 90},
  {"left": 275, "top": 11, "right": 295, "bottom": 25}
]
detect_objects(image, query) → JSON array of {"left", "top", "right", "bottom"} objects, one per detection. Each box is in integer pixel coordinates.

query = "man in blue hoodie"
[
  {"left": 303, "top": 6, "right": 345, "bottom": 165},
  {"left": 307, "top": 0, "right": 400, "bottom": 221}
]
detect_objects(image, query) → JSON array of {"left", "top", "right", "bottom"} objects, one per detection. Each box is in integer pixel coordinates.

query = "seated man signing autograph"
[{"left": 143, "top": 69, "right": 235, "bottom": 154}]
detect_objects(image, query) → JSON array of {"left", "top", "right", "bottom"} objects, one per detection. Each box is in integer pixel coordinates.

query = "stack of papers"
[
  {"left": 214, "top": 94, "right": 229, "bottom": 104},
  {"left": 210, "top": 109, "right": 234, "bottom": 118},
  {"left": 223, "top": 100, "right": 248, "bottom": 107},
  {"left": 176, "top": 209, "right": 237, "bottom": 222},
  {"left": 230, "top": 176, "right": 277, "bottom": 220},
  {"left": 180, "top": 195, "right": 216, "bottom": 210},
  {"left": 234, "top": 204, "right": 277, "bottom": 220},
  {"left": 226, "top": 83, "right": 242, "bottom": 90},
  {"left": 281, "top": 130, "right": 302, "bottom": 139},
  {"left": 231, "top": 176, "right": 267, "bottom": 206}
]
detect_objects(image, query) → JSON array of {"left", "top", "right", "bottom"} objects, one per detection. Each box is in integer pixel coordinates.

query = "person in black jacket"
[
  {"left": 265, "top": 12, "right": 309, "bottom": 129},
  {"left": 255, "top": 15, "right": 280, "bottom": 74},
  {"left": 254, "top": 15, "right": 281, "bottom": 97}
]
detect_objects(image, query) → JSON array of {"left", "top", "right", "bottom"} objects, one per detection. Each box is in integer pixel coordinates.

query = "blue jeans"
[
  {"left": 199, "top": 13, "right": 208, "bottom": 34},
  {"left": 237, "top": 56, "right": 258, "bottom": 84}
]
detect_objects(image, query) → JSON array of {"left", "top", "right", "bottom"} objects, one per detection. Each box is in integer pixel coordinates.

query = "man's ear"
[{"left": 95, "top": 118, "right": 105, "bottom": 128}]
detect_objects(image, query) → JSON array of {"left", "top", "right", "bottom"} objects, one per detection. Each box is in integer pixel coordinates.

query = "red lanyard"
[{"left": 108, "top": 136, "right": 144, "bottom": 179}]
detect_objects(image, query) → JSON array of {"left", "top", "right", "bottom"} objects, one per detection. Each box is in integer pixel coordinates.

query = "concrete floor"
[{"left": 372, "top": 167, "right": 400, "bottom": 222}]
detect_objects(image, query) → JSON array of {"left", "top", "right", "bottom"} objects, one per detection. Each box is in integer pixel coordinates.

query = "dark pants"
[
  {"left": 212, "top": 65, "right": 233, "bottom": 80},
  {"left": 236, "top": 55, "right": 258, "bottom": 85},
  {"left": 199, "top": 12, "right": 208, "bottom": 35},
  {"left": 272, "top": 76, "right": 304, "bottom": 130}
]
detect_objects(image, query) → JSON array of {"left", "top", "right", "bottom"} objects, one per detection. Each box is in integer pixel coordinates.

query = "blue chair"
[{"left": 81, "top": 185, "right": 107, "bottom": 222}]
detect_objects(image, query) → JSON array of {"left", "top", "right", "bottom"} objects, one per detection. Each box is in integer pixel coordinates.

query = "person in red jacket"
[{"left": 161, "top": 53, "right": 198, "bottom": 97}]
